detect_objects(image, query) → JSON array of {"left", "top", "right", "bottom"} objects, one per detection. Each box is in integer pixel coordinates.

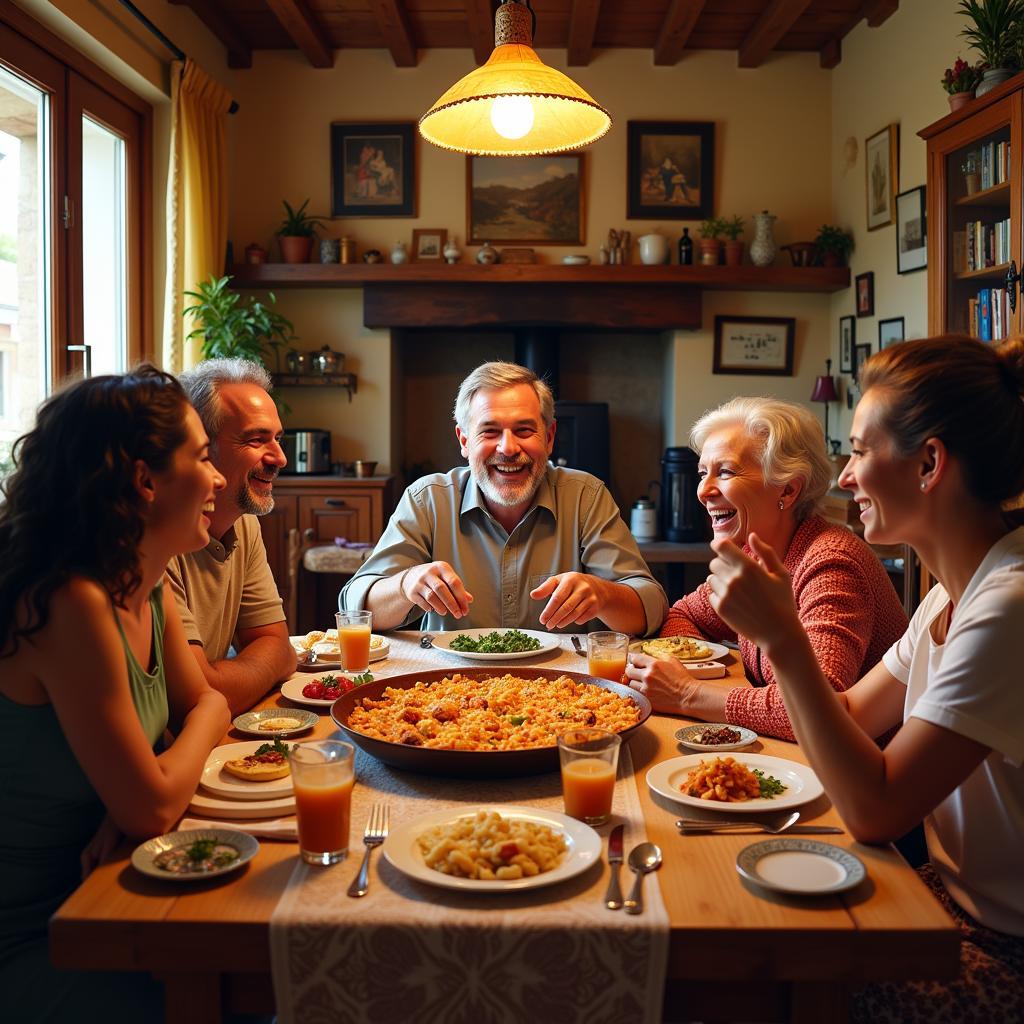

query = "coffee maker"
[{"left": 660, "top": 446, "right": 710, "bottom": 542}]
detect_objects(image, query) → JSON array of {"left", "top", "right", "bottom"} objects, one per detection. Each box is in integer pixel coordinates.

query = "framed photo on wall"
[
  {"left": 467, "top": 155, "right": 584, "bottom": 245},
  {"left": 896, "top": 185, "right": 927, "bottom": 273},
  {"left": 330, "top": 122, "right": 416, "bottom": 217},
  {"left": 626, "top": 121, "right": 715, "bottom": 220},
  {"left": 839, "top": 315, "right": 856, "bottom": 372},
  {"left": 855, "top": 271, "right": 875, "bottom": 317},
  {"left": 878, "top": 316, "right": 905, "bottom": 348},
  {"left": 865, "top": 124, "right": 898, "bottom": 230},
  {"left": 853, "top": 342, "right": 872, "bottom": 385},
  {"left": 411, "top": 228, "right": 447, "bottom": 262},
  {"left": 713, "top": 315, "right": 795, "bottom": 376}
]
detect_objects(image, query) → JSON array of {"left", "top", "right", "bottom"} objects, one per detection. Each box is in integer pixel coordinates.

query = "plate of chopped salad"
[
  {"left": 646, "top": 753, "right": 824, "bottom": 812},
  {"left": 429, "top": 627, "right": 560, "bottom": 661}
]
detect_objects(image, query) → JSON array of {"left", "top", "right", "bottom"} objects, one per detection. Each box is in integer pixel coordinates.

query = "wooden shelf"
[
  {"left": 955, "top": 261, "right": 1010, "bottom": 281},
  {"left": 955, "top": 181, "right": 1010, "bottom": 206},
  {"left": 272, "top": 372, "right": 357, "bottom": 401}
]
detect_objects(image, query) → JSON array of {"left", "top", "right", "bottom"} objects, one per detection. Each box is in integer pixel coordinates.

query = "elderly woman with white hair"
[{"left": 625, "top": 396, "right": 908, "bottom": 740}]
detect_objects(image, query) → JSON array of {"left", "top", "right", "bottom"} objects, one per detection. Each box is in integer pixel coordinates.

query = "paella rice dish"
[{"left": 346, "top": 672, "right": 641, "bottom": 750}]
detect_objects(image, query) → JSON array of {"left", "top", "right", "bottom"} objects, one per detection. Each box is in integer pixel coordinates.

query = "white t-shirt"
[{"left": 883, "top": 527, "right": 1024, "bottom": 935}]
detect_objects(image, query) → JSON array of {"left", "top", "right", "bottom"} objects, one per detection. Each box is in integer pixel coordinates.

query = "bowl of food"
[{"left": 330, "top": 667, "right": 651, "bottom": 777}]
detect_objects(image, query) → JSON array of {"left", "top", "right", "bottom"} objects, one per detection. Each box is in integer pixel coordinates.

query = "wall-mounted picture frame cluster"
[
  {"left": 896, "top": 185, "right": 927, "bottom": 274},
  {"left": 626, "top": 120, "right": 715, "bottom": 220},
  {"left": 712, "top": 315, "right": 795, "bottom": 376},
  {"left": 330, "top": 122, "right": 416, "bottom": 218},
  {"left": 865, "top": 123, "right": 898, "bottom": 231}
]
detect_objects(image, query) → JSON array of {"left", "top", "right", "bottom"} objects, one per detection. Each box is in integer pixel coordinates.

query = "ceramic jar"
[
  {"left": 390, "top": 241, "right": 408, "bottom": 265},
  {"left": 319, "top": 239, "right": 340, "bottom": 263},
  {"left": 245, "top": 242, "right": 267, "bottom": 265},
  {"left": 638, "top": 232, "right": 669, "bottom": 265},
  {"left": 476, "top": 241, "right": 498, "bottom": 265},
  {"left": 313, "top": 345, "right": 344, "bottom": 375},
  {"left": 749, "top": 210, "right": 778, "bottom": 267},
  {"left": 443, "top": 237, "right": 461, "bottom": 264}
]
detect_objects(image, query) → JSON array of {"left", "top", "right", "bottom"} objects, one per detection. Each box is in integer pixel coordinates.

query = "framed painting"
[
  {"left": 853, "top": 342, "right": 872, "bottom": 386},
  {"left": 865, "top": 124, "right": 898, "bottom": 230},
  {"left": 626, "top": 120, "right": 715, "bottom": 220},
  {"left": 713, "top": 315, "right": 795, "bottom": 376},
  {"left": 467, "top": 155, "right": 584, "bottom": 245},
  {"left": 878, "top": 316, "right": 905, "bottom": 348},
  {"left": 412, "top": 228, "right": 447, "bottom": 262},
  {"left": 896, "top": 185, "right": 927, "bottom": 273},
  {"left": 839, "top": 315, "right": 856, "bottom": 372},
  {"left": 330, "top": 122, "right": 415, "bottom": 217},
  {"left": 855, "top": 271, "right": 875, "bottom": 317}
]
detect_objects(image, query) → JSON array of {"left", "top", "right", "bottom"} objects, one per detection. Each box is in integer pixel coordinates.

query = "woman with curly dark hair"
[{"left": 0, "top": 365, "right": 231, "bottom": 1022}]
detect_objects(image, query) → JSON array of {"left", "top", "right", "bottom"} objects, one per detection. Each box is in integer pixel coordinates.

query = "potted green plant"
[
  {"left": 277, "top": 198, "right": 326, "bottom": 263},
  {"left": 183, "top": 274, "right": 295, "bottom": 367},
  {"left": 698, "top": 217, "right": 724, "bottom": 266},
  {"left": 942, "top": 56, "right": 984, "bottom": 110},
  {"left": 814, "top": 225, "right": 854, "bottom": 268},
  {"left": 720, "top": 215, "right": 745, "bottom": 266},
  {"left": 958, "top": 0, "right": 1024, "bottom": 94}
]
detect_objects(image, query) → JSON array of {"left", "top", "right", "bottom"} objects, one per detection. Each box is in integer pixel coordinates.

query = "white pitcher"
[{"left": 638, "top": 232, "right": 669, "bottom": 265}]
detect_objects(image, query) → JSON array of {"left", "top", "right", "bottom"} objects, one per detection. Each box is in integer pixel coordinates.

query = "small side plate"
[
  {"left": 233, "top": 707, "right": 318, "bottom": 738},
  {"left": 736, "top": 838, "right": 866, "bottom": 895},
  {"left": 132, "top": 827, "right": 258, "bottom": 882},
  {"left": 675, "top": 723, "right": 757, "bottom": 752}
]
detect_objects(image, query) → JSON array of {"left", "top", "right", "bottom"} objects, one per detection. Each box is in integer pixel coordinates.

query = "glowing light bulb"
[{"left": 490, "top": 95, "right": 535, "bottom": 140}]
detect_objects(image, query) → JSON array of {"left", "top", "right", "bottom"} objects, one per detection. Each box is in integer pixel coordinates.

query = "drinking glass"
[
  {"left": 290, "top": 740, "right": 355, "bottom": 865},
  {"left": 558, "top": 728, "right": 621, "bottom": 826},
  {"left": 335, "top": 610, "right": 372, "bottom": 673},
  {"left": 587, "top": 630, "right": 629, "bottom": 682}
]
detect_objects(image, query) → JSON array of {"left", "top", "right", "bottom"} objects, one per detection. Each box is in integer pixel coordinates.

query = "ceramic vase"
[
  {"left": 976, "top": 67, "right": 1013, "bottom": 97},
  {"left": 638, "top": 232, "right": 669, "bottom": 265},
  {"left": 390, "top": 241, "right": 408, "bottom": 265},
  {"left": 749, "top": 211, "right": 778, "bottom": 267},
  {"left": 443, "top": 237, "right": 461, "bottom": 264}
]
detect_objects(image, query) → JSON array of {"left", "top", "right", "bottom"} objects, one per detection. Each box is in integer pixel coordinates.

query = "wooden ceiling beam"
[
  {"left": 863, "top": 0, "right": 899, "bottom": 28},
  {"left": 738, "top": 0, "right": 813, "bottom": 69},
  {"left": 653, "top": 0, "right": 707, "bottom": 66},
  {"left": 265, "top": 0, "right": 333, "bottom": 68},
  {"left": 820, "top": 36, "right": 841, "bottom": 70},
  {"left": 467, "top": 0, "right": 496, "bottom": 65},
  {"left": 168, "top": 0, "right": 251, "bottom": 68},
  {"left": 366, "top": 0, "right": 418, "bottom": 67},
  {"left": 567, "top": 0, "right": 601, "bottom": 67}
]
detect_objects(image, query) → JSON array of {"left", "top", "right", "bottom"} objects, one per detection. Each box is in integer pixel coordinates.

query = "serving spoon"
[{"left": 623, "top": 842, "right": 663, "bottom": 915}]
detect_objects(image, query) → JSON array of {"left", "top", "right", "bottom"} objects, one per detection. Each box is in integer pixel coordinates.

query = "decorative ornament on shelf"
[
  {"left": 941, "top": 56, "right": 984, "bottom": 110},
  {"left": 475, "top": 241, "right": 498, "bottom": 264},
  {"left": 390, "top": 241, "right": 408, "bottom": 265},
  {"left": 443, "top": 236, "right": 461, "bottom": 263},
  {"left": 957, "top": 0, "right": 1024, "bottom": 95},
  {"left": 418, "top": 0, "right": 611, "bottom": 156},
  {"left": 749, "top": 210, "right": 778, "bottom": 267},
  {"left": 720, "top": 215, "right": 745, "bottom": 266},
  {"left": 637, "top": 232, "right": 668, "bottom": 265},
  {"left": 697, "top": 217, "right": 723, "bottom": 266}
]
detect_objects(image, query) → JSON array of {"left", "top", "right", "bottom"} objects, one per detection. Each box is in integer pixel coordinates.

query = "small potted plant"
[
  {"left": 942, "top": 56, "right": 984, "bottom": 110},
  {"left": 814, "top": 225, "right": 854, "bottom": 268},
  {"left": 698, "top": 217, "right": 724, "bottom": 266},
  {"left": 720, "top": 215, "right": 745, "bottom": 266},
  {"left": 958, "top": 0, "right": 1024, "bottom": 95},
  {"left": 277, "top": 198, "right": 326, "bottom": 263}
]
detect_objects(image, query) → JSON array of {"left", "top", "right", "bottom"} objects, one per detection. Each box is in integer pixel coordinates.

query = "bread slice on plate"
[{"left": 222, "top": 752, "right": 290, "bottom": 782}]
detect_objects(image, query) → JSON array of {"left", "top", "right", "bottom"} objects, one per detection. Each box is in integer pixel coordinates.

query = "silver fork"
[
  {"left": 676, "top": 810, "right": 800, "bottom": 835},
  {"left": 347, "top": 803, "right": 389, "bottom": 897}
]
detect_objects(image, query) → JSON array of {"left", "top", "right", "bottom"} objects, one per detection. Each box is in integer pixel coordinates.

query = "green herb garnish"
[
  {"left": 449, "top": 629, "right": 541, "bottom": 654},
  {"left": 186, "top": 838, "right": 217, "bottom": 862},
  {"left": 509, "top": 715, "right": 528, "bottom": 726},
  {"left": 254, "top": 737, "right": 291, "bottom": 758},
  {"left": 351, "top": 671, "right": 374, "bottom": 685},
  {"left": 752, "top": 769, "right": 787, "bottom": 799}
]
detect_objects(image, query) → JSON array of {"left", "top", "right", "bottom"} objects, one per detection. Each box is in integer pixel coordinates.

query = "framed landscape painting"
[
  {"left": 878, "top": 316, "right": 905, "bottom": 348},
  {"left": 330, "top": 122, "right": 415, "bottom": 217},
  {"left": 626, "top": 121, "right": 714, "bottom": 220},
  {"left": 865, "top": 124, "right": 898, "bottom": 231},
  {"left": 467, "top": 155, "right": 584, "bottom": 245}
]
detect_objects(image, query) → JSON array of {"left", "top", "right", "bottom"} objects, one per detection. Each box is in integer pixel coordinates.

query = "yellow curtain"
[{"left": 162, "top": 59, "right": 233, "bottom": 372}]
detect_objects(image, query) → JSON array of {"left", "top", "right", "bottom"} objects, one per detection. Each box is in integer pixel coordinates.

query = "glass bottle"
[{"left": 678, "top": 227, "right": 693, "bottom": 266}]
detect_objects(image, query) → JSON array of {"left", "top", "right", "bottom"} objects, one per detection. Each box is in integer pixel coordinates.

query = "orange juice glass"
[
  {"left": 290, "top": 740, "right": 355, "bottom": 865},
  {"left": 587, "top": 631, "right": 630, "bottom": 682},
  {"left": 335, "top": 610, "right": 372, "bottom": 674},
  {"left": 558, "top": 728, "right": 621, "bottom": 826}
]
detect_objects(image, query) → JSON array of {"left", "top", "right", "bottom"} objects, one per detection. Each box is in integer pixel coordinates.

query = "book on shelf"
[
  {"left": 978, "top": 288, "right": 992, "bottom": 342},
  {"left": 969, "top": 297, "right": 979, "bottom": 338}
]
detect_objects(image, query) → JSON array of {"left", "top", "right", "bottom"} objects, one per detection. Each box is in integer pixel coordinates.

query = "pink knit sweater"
[{"left": 661, "top": 515, "right": 909, "bottom": 740}]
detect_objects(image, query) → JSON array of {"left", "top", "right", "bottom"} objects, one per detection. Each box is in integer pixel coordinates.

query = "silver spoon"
[{"left": 623, "top": 842, "right": 662, "bottom": 915}]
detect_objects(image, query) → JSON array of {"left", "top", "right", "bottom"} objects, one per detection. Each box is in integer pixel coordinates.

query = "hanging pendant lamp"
[{"left": 419, "top": 0, "right": 611, "bottom": 156}]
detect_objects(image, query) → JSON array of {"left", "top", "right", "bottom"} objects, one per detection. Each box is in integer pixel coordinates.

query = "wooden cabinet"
[{"left": 259, "top": 475, "right": 395, "bottom": 633}]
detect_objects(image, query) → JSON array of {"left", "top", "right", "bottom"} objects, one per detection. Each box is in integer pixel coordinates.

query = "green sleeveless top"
[{"left": 0, "top": 585, "right": 170, "bottom": 967}]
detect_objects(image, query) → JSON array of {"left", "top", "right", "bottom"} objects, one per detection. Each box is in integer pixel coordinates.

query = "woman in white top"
[{"left": 704, "top": 335, "right": 1024, "bottom": 1021}]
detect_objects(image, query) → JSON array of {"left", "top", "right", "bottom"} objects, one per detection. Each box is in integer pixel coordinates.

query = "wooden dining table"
[{"left": 49, "top": 633, "right": 958, "bottom": 1024}]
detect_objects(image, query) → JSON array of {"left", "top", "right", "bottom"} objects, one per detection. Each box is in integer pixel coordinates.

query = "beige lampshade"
[{"left": 419, "top": 12, "right": 611, "bottom": 156}]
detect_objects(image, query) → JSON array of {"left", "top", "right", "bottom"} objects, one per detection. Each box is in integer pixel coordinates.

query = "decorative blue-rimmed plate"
[
  {"left": 674, "top": 723, "right": 757, "bottom": 752},
  {"left": 233, "top": 707, "right": 318, "bottom": 737},
  {"left": 132, "top": 827, "right": 258, "bottom": 882},
  {"left": 736, "top": 838, "right": 866, "bottom": 895}
]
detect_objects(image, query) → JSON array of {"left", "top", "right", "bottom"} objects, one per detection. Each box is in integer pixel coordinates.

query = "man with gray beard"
[
  {"left": 167, "top": 359, "right": 295, "bottom": 714},
  {"left": 342, "top": 361, "right": 667, "bottom": 635}
]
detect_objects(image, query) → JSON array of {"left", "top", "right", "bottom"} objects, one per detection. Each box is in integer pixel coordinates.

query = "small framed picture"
[
  {"left": 854, "top": 342, "right": 872, "bottom": 385},
  {"left": 411, "top": 228, "right": 447, "bottom": 262},
  {"left": 855, "top": 271, "right": 875, "bottom": 317},
  {"left": 865, "top": 124, "right": 898, "bottom": 230},
  {"left": 896, "top": 185, "right": 927, "bottom": 274},
  {"left": 878, "top": 316, "right": 905, "bottom": 348},
  {"left": 626, "top": 120, "right": 715, "bottom": 220},
  {"left": 713, "top": 315, "right": 795, "bottom": 376},
  {"left": 839, "top": 315, "right": 856, "bottom": 372},
  {"left": 330, "top": 122, "right": 416, "bottom": 217}
]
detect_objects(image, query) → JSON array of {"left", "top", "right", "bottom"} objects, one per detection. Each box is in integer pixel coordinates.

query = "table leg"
[
  {"left": 790, "top": 981, "right": 849, "bottom": 1023},
  {"left": 160, "top": 971, "right": 223, "bottom": 1024}
]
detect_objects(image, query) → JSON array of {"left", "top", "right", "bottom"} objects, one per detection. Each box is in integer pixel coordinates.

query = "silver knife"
[
  {"left": 603, "top": 825, "right": 625, "bottom": 909},
  {"left": 676, "top": 822, "right": 844, "bottom": 835}
]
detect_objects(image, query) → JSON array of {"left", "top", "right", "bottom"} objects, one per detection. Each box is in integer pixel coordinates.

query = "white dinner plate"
[
  {"left": 233, "top": 707, "right": 319, "bottom": 737},
  {"left": 629, "top": 638, "right": 731, "bottom": 663},
  {"left": 290, "top": 634, "right": 390, "bottom": 669},
  {"left": 280, "top": 674, "right": 378, "bottom": 708},
  {"left": 382, "top": 805, "right": 601, "bottom": 893},
  {"left": 187, "top": 789, "right": 295, "bottom": 819},
  {"left": 736, "top": 839, "right": 866, "bottom": 895},
  {"left": 646, "top": 753, "right": 824, "bottom": 812},
  {"left": 429, "top": 628, "right": 561, "bottom": 661},
  {"left": 200, "top": 741, "right": 294, "bottom": 800},
  {"left": 131, "top": 827, "right": 259, "bottom": 882},
  {"left": 674, "top": 723, "right": 758, "bottom": 753}
]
